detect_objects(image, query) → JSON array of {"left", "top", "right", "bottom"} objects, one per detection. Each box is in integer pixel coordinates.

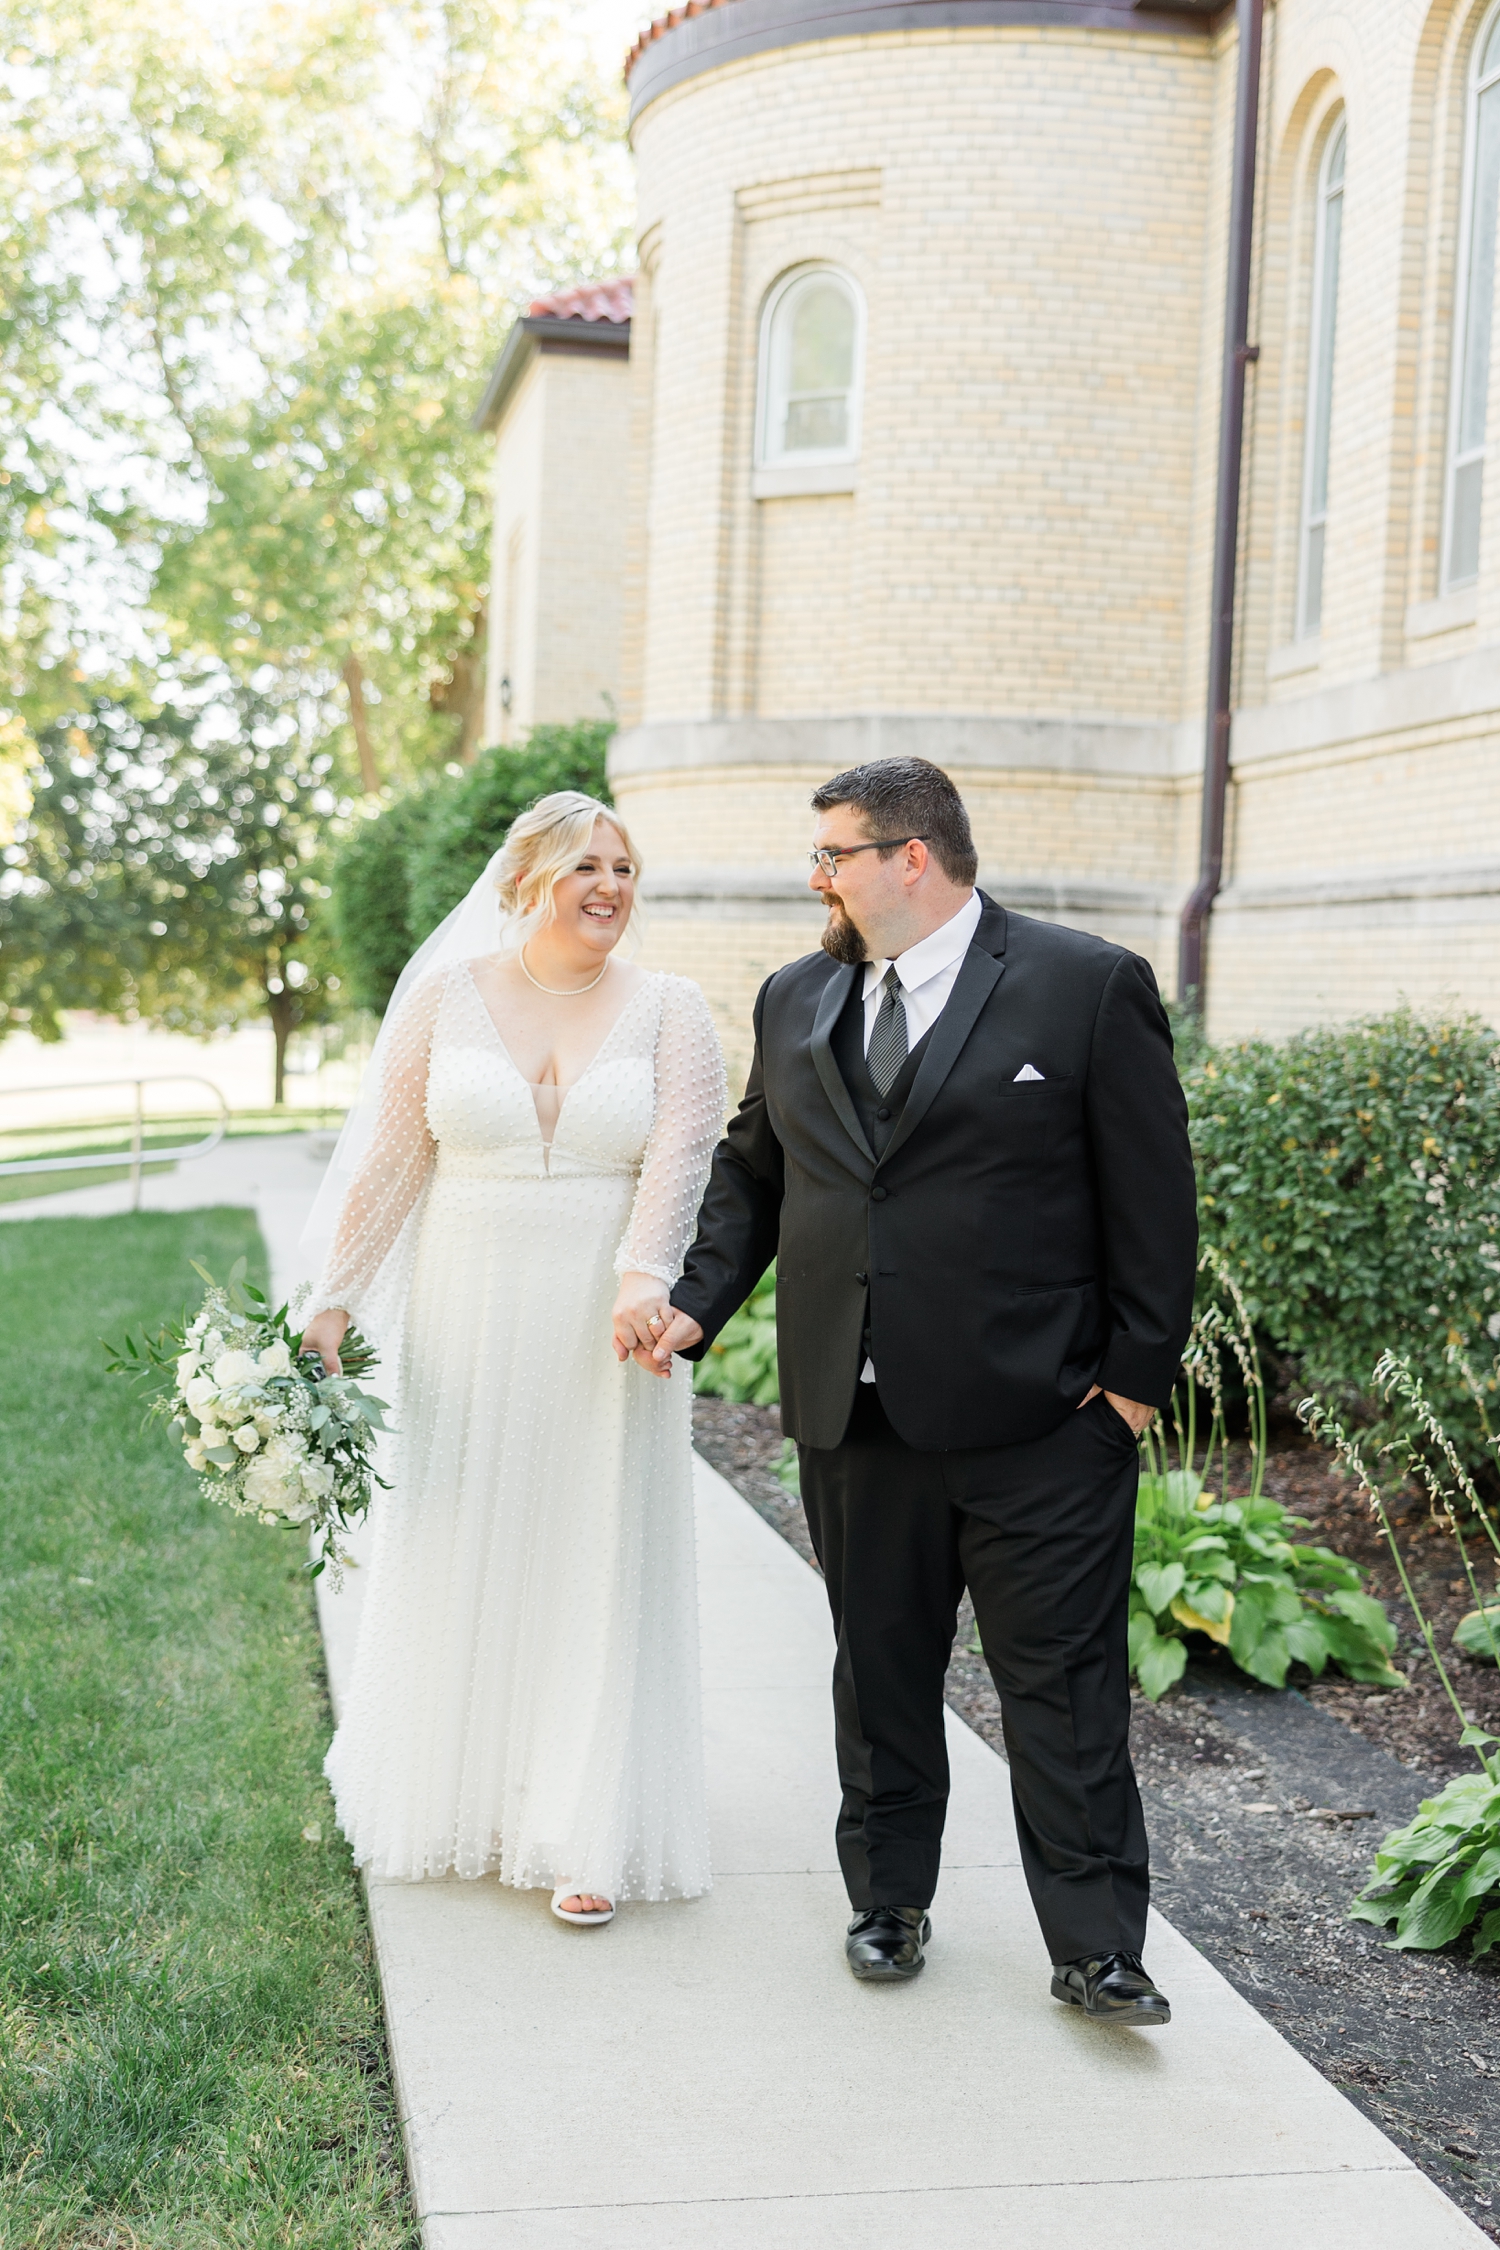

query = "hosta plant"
[
  {"left": 1130, "top": 1257, "right": 1401, "bottom": 1701},
  {"left": 692, "top": 1264, "right": 780, "bottom": 1408},
  {"left": 1349, "top": 1763, "right": 1500, "bottom": 1955},
  {"left": 1302, "top": 1361, "right": 1500, "bottom": 1952}
]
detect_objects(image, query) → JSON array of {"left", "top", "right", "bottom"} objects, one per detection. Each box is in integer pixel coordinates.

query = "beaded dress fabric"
[{"left": 309, "top": 961, "right": 726, "bottom": 1897}]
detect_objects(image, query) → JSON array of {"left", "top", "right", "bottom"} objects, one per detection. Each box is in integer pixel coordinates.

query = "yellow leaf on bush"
[{"left": 1171, "top": 1591, "right": 1235, "bottom": 1646}]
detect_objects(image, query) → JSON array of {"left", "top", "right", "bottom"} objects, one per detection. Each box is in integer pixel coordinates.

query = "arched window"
[
  {"left": 1444, "top": 7, "right": 1500, "bottom": 589},
  {"left": 1296, "top": 117, "right": 1345, "bottom": 639},
  {"left": 756, "top": 266, "right": 863, "bottom": 472}
]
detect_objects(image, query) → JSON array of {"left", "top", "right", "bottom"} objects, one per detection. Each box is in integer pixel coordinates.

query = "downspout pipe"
[{"left": 1178, "top": 0, "right": 1266, "bottom": 1013}]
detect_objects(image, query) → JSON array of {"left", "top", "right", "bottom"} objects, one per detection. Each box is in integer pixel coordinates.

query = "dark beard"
[{"left": 820, "top": 902, "right": 867, "bottom": 965}]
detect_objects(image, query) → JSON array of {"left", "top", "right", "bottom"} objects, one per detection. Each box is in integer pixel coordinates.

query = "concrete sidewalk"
[
  {"left": 319, "top": 1459, "right": 1486, "bottom": 2249},
  {"left": 11, "top": 1143, "right": 1486, "bottom": 2246}
]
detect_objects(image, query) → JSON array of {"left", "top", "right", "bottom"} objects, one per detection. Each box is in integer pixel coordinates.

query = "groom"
[{"left": 646, "top": 758, "right": 1197, "bottom": 2023}]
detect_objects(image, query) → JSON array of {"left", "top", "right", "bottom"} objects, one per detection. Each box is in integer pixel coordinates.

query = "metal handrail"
[{"left": 0, "top": 1075, "right": 230, "bottom": 1210}]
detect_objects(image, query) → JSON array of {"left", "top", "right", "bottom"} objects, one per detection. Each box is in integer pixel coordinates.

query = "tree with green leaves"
[
  {"left": 1, "top": 680, "right": 350, "bottom": 1101},
  {"left": 0, "top": 0, "right": 630, "bottom": 784}
]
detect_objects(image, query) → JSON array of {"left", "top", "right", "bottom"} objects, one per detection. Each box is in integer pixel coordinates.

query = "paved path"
[
  {"left": 0, "top": 1131, "right": 336, "bottom": 1288},
  {"left": 9, "top": 1142, "right": 1486, "bottom": 2246}
]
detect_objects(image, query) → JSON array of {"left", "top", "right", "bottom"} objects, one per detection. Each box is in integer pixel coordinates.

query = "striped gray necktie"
[{"left": 868, "top": 965, "right": 909, "bottom": 1096}]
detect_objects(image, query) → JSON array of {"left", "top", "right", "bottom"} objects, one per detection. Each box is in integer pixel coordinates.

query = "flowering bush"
[
  {"left": 1186, "top": 1010, "right": 1500, "bottom": 1463},
  {"left": 105, "top": 1256, "right": 388, "bottom": 1577}
]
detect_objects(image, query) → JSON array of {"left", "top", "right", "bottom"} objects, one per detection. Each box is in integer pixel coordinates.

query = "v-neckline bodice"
[{"left": 459, "top": 963, "right": 654, "bottom": 1150}]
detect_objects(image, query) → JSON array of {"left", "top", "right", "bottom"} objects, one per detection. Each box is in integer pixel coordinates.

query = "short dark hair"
[{"left": 809, "top": 757, "right": 978, "bottom": 887}]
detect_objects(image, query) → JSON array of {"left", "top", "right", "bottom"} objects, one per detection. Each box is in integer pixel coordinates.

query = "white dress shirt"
[
  {"left": 858, "top": 889, "right": 981, "bottom": 1380},
  {"left": 860, "top": 889, "right": 982, "bottom": 1054}
]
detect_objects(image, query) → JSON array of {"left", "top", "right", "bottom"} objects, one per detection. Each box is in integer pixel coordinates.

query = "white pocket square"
[{"left": 1013, "top": 1064, "right": 1045, "bottom": 1082}]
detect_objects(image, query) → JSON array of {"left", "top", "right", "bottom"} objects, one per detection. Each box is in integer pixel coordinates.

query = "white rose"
[
  {"left": 185, "top": 1375, "right": 219, "bottom": 1417},
  {"left": 253, "top": 1409, "right": 282, "bottom": 1438},
  {"left": 242, "top": 1458, "right": 286, "bottom": 1510},
  {"left": 232, "top": 1424, "right": 260, "bottom": 1453},
  {"left": 212, "top": 1349, "right": 259, "bottom": 1388},
  {"left": 175, "top": 1351, "right": 200, "bottom": 1395},
  {"left": 301, "top": 1458, "right": 335, "bottom": 1501},
  {"left": 257, "top": 1339, "right": 293, "bottom": 1378},
  {"left": 184, "top": 1438, "right": 210, "bottom": 1472}
]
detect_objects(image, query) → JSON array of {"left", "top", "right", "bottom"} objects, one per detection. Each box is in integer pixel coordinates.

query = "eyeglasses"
[{"left": 808, "top": 837, "right": 930, "bottom": 880}]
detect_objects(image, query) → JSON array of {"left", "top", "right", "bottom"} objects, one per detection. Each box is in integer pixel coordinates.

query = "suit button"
[
  {"left": 870, "top": 1186, "right": 888, "bottom": 1202},
  {"left": 854, "top": 1271, "right": 867, "bottom": 1285},
  {"left": 876, "top": 1107, "right": 891, "bottom": 1121}
]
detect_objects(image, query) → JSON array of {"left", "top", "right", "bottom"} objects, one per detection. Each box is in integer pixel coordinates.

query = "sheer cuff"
[
  {"left": 612, "top": 1252, "right": 679, "bottom": 1286},
  {"left": 304, "top": 1289, "right": 362, "bottom": 1325}
]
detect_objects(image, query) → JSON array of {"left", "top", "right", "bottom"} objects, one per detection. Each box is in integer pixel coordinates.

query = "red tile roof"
[
  {"left": 527, "top": 277, "right": 634, "bottom": 325},
  {"left": 625, "top": 0, "right": 732, "bottom": 80}
]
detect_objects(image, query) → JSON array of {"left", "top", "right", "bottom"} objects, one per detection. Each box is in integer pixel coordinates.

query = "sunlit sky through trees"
[{"left": 0, "top": 0, "right": 639, "bottom": 792}]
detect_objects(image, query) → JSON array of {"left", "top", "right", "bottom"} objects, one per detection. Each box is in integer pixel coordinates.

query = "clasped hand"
[{"left": 610, "top": 1275, "right": 704, "bottom": 1377}]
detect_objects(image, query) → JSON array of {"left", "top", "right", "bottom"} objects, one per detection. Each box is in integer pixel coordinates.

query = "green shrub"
[
  {"left": 329, "top": 784, "right": 440, "bottom": 1014},
  {"left": 405, "top": 723, "right": 612, "bottom": 937},
  {"left": 1187, "top": 1009, "right": 1500, "bottom": 1460},
  {"left": 328, "top": 724, "right": 613, "bottom": 1015}
]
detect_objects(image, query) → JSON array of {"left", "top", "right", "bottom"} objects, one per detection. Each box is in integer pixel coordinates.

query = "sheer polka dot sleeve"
[
  {"left": 614, "top": 976, "right": 727, "bottom": 1285},
  {"left": 307, "top": 971, "right": 443, "bottom": 1323}
]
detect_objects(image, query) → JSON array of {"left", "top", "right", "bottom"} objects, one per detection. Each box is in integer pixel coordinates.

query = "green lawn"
[{"left": 0, "top": 1210, "right": 416, "bottom": 2248}]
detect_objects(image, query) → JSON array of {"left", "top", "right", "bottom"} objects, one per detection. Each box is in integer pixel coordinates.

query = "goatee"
[{"left": 820, "top": 903, "right": 867, "bottom": 965}]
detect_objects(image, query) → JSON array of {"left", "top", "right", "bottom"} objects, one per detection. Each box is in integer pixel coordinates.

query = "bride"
[{"left": 300, "top": 791, "right": 726, "bottom": 1924}]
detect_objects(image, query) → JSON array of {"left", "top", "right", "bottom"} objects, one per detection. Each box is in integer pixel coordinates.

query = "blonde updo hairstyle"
[{"left": 494, "top": 791, "right": 641, "bottom": 953}]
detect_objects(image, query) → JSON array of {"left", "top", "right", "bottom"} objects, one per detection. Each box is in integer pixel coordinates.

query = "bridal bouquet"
[{"left": 104, "top": 1256, "right": 389, "bottom": 1578}]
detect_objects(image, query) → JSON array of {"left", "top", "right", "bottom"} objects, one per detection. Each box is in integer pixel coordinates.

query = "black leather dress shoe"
[
  {"left": 846, "top": 1905, "right": 931, "bottom": 1981},
  {"left": 1050, "top": 1951, "right": 1171, "bottom": 2026}
]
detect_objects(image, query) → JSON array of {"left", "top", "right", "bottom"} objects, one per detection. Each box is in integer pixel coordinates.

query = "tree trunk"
[
  {"left": 267, "top": 989, "right": 297, "bottom": 1107},
  {"left": 342, "top": 654, "right": 379, "bottom": 793}
]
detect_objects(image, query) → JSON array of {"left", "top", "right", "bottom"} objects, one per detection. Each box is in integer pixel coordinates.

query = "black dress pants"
[{"left": 797, "top": 1383, "right": 1148, "bottom": 1965}]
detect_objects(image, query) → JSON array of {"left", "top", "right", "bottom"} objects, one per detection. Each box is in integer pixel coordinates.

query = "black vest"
[{"left": 828, "top": 973, "right": 932, "bottom": 1160}]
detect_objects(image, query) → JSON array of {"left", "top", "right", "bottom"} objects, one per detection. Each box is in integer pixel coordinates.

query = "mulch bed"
[{"left": 693, "top": 1393, "right": 1500, "bottom": 2241}]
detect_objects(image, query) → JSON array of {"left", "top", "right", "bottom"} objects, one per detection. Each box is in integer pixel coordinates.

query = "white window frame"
[
  {"left": 752, "top": 264, "right": 865, "bottom": 499},
  {"left": 1442, "top": 1, "right": 1500, "bottom": 591},
  {"left": 1295, "top": 115, "right": 1345, "bottom": 642}
]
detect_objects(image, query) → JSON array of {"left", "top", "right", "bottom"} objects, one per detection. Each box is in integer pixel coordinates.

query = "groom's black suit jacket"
[{"left": 670, "top": 893, "right": 1198, "bottom": 1452}]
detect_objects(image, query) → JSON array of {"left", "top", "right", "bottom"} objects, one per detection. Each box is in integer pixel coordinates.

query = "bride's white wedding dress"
[{"left": 308, "top": 961, "right": 726, "bottom": 1898}]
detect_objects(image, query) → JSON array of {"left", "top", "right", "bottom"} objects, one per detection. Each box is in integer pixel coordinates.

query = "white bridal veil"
[{"left": 299, "top": 846, "right": 515, "bottom": 1292}]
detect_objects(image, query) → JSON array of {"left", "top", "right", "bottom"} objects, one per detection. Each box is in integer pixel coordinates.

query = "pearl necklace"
[{"left": 519, "top": 944, "right": 610, "bottom": 997}]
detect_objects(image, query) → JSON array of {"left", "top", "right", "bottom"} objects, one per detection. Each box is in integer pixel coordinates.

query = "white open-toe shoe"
[{"left": 550, "top": 1888, "right": 615, "bottom": 1925}]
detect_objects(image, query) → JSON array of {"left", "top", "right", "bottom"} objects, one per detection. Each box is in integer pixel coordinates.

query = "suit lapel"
[
  {"left": 877, "top": 944, "right": 1005, "bottom": 1169},
  {"left": 809, "top": 962, "right": 875, "bottom": 1168}
]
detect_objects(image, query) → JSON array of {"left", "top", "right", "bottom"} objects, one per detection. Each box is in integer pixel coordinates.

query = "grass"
[{"left": 0, "top": 1209, "right": 416, "bottom": 2249}]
